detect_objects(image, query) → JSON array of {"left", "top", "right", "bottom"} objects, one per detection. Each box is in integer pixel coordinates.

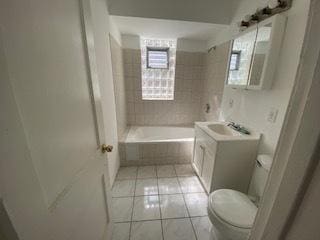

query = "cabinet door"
[
  {"left": 202, "top": 150, "right": 215, "bottom": 193},
  {"left": 193, "top": 138, "right": 204, "bottom": 176}
]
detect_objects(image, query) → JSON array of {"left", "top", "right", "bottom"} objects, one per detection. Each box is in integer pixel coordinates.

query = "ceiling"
[
  {"left": 107, "top": 0, "right": 240, "bottom": 25},
  {"left": 111, "top": 16, "right": 227, "bottom": 41}
]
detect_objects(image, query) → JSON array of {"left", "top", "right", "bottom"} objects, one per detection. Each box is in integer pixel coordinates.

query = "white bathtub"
[
  {"left": 119, "top": 126, "right": 195, "bottom": 166},
  {"left": 126, "top": 126, "right": 194, "bottom": 143}
]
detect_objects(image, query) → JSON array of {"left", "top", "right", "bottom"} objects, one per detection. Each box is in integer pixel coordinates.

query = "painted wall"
[
  {"left": 285, "top": 157, "right": 320, "bottom": 240},
  {"left": 208, "top": 0, "right": 311, "bottom": 156},
  {"left": 110, "top": 35, "right": 128, "bottom": 140},
  {"left": 122, "top": 34, "right": 208, "bottom": 52}
]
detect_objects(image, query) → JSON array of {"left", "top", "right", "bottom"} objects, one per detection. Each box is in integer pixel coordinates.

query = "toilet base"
[
  {"left": 208, "top": 205, "right": 251, "bottom": 240},
  {"left": 210, "top": 225, "right": 225, "bottom": 240}
]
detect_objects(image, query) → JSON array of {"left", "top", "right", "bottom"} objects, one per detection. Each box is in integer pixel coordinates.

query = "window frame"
[
  {"left": 230, "top": 50, "right": 241, "bottom": 71},
  {"left": 146, "top": 47, "right": 170, "bottom": 69}
]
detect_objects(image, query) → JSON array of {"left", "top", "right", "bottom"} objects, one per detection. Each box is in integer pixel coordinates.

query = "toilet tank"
[{"left": 248, "top": 155, "right": 273, "bottom": 203}]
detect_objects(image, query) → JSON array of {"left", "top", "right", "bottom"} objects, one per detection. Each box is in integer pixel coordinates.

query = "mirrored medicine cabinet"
[{"left": 226, "top": 14, "right": 286, "bottom": 90}]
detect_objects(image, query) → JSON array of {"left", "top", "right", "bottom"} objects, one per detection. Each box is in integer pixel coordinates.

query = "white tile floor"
[{"left": 111, "top": 164, "right": 212, "bottom": 240}]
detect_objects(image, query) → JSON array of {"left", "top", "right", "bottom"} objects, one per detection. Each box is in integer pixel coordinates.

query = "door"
[{"left": 0, "top": 0, "right": 114, "bottom": 239}]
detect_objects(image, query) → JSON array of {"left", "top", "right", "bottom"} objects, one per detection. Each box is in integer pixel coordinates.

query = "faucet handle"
[{"left": 227, "top": 121, "right": 235, "bottom": 126}]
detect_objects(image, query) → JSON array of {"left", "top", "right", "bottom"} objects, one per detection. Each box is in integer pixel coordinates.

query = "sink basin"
[
  {"left": 195, "top": 121, "right": 260, "bottom": 141},
  {"left": 207, "top": 123, "right": 241, "bottom": 136}
]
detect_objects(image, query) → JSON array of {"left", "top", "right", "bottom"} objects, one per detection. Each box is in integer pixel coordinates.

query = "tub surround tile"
[
  {"left": 112, "top": 197, "right": 134, "bottom": 222},
  {"left": 135, "top": 178, "right": 158, "bottom": 196},
  {"left": 158, "top": 177, "right": 182, "bottom": 195},
  {"left": 178, "top": 176, "right": 204, "bottom": 193},
  {"left": 184, "top": 193, "right": 208, "bottom": 217},
  {"left": 132, "top": 195, "right": 161, "bottom": 221},
  {"left": 174, "top": 164, "right": 195, "bottom": 176},
  {"left": 137, "top": 166, "right": 157, "bottom": 179},
  {"left": 191, "top": 216, "right": 212, "bottom": 240},
  {"left": 160, "top": 194, "right": 189, "bottom": 219},
  {"left": 155, "top": 143, "right": 168, "bottom": 158},
  {"left": 167, "top": 143, "right": 180, "bottom": 157},
  {"left": 112, "top": 222, "right": 131, "bottom": 240},
  {"left": 112, "top": 180, "right": 136, "bottom": 197},
  {"left": 123, "top": 50, "right": 205, "bottom": 126},
  {"left": 156, "top": 165, "right": 176, "bottom": 178},
  {"left": 130, "top": 220, "right": 163, "bottom": 240},
  {"left": 162, "top": 218, "right": 197, "bottom": 240},
  {"left": 116, "top": 166, "right": 137, "bottom": 180}
]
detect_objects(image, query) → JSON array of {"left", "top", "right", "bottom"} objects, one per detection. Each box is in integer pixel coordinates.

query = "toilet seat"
[{"left": 208, "top": 189, "right": 258, "bottom": 229}]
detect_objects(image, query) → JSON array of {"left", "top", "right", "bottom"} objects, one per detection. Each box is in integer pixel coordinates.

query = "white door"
[{"left": 0, "top": 0, "right": 114, "bottom": 239}]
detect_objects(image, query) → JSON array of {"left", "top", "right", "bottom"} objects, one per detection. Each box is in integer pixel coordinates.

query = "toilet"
[{"left": 207, "top": 155, "right": 272, "bottom": 240}]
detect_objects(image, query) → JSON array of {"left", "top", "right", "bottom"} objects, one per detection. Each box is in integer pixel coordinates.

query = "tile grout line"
[
  {"left": 127, "top": 167, "right": 138, "bottom": 240},
  {"left": 115, "top": 164, "right": 201, "bottom": 240},
  {"left": 174, "top": 165, "right": 199, "bottom": 240},
  {"left": 156, "top": 166, "right": 165, "bottom": 240}
]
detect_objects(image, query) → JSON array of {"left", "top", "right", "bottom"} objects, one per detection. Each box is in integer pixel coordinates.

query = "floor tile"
[
  {"left": 112, "top": 180, "right": 136, "bottom": 197},
  {"left": 112, "top": 197, "right": 133, "bottom": 222},
  {"left": 132, "top": 195, "right": 160, "bottom": 221},
  {"left": 158, "top": 177, "right": 182, "bottom": 195},
  {"left": 156, "top": 165, "right": 176, "bottom": 178},
  {"left": 174, "top": 164, "right": 195, "bottom": 176},
  {"left": 178, "top": 176, "right": 204, "bottom": 193},
  {"left": 191, "top": 216, "right": 212, "bottom": 240},
  {"left": 162, "top": 218, "right": 196, "bottom": 240},
  {"left": 112, "top": 222, "right": 131, "bottom": 240},
  {"left": 184, "top": 193, "right": 208, "bottom": 217},
  {"left": 135, "top": 178, "right": 158, "bottom": 196},
  {"left": 137, "top": 166, "right": 157, "bottom": 179},
  {"left": 116, "top": 167, "right": 138, "bottom": 180},
  {"left": 130, "top": 220, "right": 163, "bottom": 240},
  {"left": 160, "top": 194, "right": 189, "bottom": 219}
]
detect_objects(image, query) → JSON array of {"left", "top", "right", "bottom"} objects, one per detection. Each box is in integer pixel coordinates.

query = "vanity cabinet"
[
  {"left": 192, "top": 123, "right": 260, "bottom": 194},
  {"left": 193, "top": 126, "right": 216, "bottom": 191},
  {"left": 225, "top": 14, "right": 286, "bottom": 90}
]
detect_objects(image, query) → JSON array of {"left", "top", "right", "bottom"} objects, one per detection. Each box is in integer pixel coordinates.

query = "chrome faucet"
[{"left": 227, "top": 121, "right": 250, "bottom": 135}]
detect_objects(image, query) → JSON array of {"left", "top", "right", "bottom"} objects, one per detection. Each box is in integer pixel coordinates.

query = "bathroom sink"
[
  {"left": 207, "top": 123, "right": 240, "bottom": 136},
  {"left": 195, "top": 122, "right": 260, "bottom": 141}
]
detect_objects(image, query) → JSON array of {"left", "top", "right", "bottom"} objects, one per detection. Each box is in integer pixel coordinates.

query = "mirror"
[
  {"left": 226, "top": 29, "right": 257, "bottom": 86},
  {"left": 248, "top": 23, "right": 272, "bottom": 87}
]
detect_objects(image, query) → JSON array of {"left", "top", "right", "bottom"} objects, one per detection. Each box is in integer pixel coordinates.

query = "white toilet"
[{"left": 207, "top": 155, "right": 272, "bottom": 240}]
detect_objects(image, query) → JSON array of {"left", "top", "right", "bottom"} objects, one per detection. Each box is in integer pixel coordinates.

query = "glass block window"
[{"left": 141, "top": 38, "right": 177, "bottom": 100}]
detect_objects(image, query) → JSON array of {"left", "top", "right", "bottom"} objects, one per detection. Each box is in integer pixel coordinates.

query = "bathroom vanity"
[{"left": 193, "top": 122, "right": 260, "bottom": 193}]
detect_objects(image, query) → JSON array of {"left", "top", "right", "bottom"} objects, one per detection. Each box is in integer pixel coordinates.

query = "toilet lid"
[{"left": 209, "top": 189, "right": 258, "bottom": 229}]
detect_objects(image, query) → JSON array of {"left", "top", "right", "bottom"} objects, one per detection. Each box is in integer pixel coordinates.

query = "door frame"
[{"left": 249, "top": 1, "right": 320, "bottom": 239}]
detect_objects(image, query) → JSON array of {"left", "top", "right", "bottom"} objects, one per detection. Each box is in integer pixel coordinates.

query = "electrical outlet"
[{"left": 267, "top": 108, "right": 278, "bottom": 123}]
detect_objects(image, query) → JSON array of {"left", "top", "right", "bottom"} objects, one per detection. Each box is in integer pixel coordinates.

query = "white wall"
[
  {"left": 209, "top": 0, "right": 311, "bottom": 155},
  {"left": 121, "top": 34, "right": 207, "bottom": 52},
  {"left": 176, "top": 39, "right": 208, "bottom": 52},
  {"left": 109, "top": 18, "right": 122, "bottom": 46}
]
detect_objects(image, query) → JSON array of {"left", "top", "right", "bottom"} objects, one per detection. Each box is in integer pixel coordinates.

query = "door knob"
[{"left": 101, "top": 144, "right": 113, "bottom": 153}]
